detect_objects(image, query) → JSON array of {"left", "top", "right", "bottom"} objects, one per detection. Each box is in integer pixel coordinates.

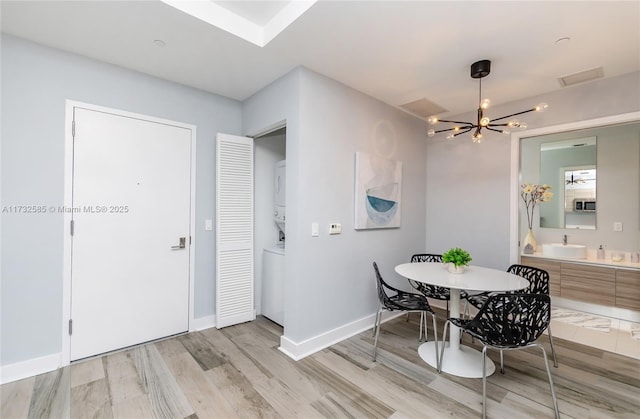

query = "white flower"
[{"left": 521, "top": 183, "right": 553, "bottom": 229}]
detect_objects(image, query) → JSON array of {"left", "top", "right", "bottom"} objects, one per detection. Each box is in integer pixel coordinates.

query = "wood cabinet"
[
  {"left": 615, "top": 269, "right": 640, "bottom": 311},
  {"left": 560, "top": 263, "right": 615, "bottom": 306},
  {"left": 519, "top": 256, "right": 639, "bottom": 311},
  {"left": 520, "top": 256, "right": 561, "bottom": 296}
]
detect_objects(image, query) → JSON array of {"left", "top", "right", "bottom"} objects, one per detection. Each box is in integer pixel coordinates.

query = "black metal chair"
[
  {"left": 372, "top": 262, "right": 439, "bottom": 364},
  {"left": 464, "top": 264, "right": 558, "bottom": 367},
  {"left": 441, "top": 293, "right": 560, "bottom": 419},
  {"left": 409, "top": 254, "right": 450, "bottom": 305}
]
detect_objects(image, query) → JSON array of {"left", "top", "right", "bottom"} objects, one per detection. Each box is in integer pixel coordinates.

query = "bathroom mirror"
[
  {"left": 539, "top": 137, "right": 597, "bottom": 229},
  {"left": 519, "top": 118, "right": 640, "bottom": 235}
]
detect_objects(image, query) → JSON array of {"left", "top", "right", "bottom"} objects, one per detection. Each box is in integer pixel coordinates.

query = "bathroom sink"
[{"left": 542, "top": 243, "right": 587, "bottom": 259}]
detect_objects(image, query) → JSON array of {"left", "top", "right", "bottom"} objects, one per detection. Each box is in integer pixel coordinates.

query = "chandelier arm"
[
  {"left": 487, "top": 123, "right": 509, "bottom": 127},
  {"left": 490, "top": 107, "right": 536, "bottom": 123},
  {"left": 485, "top": 127, "right": 505, "bottom": 133},
  {"left": 436, "top": 119, "right": 475, "bottom": 125},
  {"left": 432, "top": 126, "right": 473, "bottom": 134},
  {"left": 453, "top": 127, "right": 473, "bottom": 136}
]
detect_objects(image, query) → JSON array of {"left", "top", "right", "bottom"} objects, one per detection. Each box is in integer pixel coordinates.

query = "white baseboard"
[
  {"left": 1, "top": 353, "right": 62, "bottom": 385},
  {"left": 191, "top": 315, "right": 216, "bottom": 331},
  {"left": 278, "top": 311, "right": 404, "bottom": 360}
]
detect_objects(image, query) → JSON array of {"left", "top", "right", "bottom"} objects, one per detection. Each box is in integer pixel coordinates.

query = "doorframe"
[{"left": 61, "top": 100, "right": 197, "bottom": 366}]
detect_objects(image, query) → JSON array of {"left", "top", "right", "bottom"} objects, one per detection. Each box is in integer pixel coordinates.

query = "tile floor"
[{"left": 548, "top": 307, "right": 640, "bottom": 360}]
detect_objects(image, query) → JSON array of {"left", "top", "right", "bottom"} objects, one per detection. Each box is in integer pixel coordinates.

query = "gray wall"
[
  {"left": 0, "top": 35, "right": 242, "bottom": 365},
  {"left": 243, "top": 67, "right": 428, "bottom": 343},
  {"left": 426, "top": 71, "right": 640, "bottom": 269}
]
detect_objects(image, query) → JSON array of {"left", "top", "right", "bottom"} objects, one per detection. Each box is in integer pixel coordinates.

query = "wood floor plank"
[
  {"left": 132, "top": 345, "right": 194, "bottom": 419},
  {"left": 205, "top": 362, "right": 280, "bottom": 419},
  {"left": 251, "top": 377, "right": 325, "bottom": 419},
  {"left": 228, "top": 332, "right": 325, "bottom": 402},
  {"left": 160, "top": 350, "right": 240, "bottom": 419},
  {"left": 27, "top": 367, "right": 70, "bottom": 419},
  {"left": 70, "top": 358, "right": 105, "bottom": 388},
  {"left": 178, "top": 332, "right": 226, "bottom": 371},
  {"left": 1, "top": 376, "right": 34, "bottom": 419},
  {"left": 70, "top": 378, "right": 113, "bottom": 419}
]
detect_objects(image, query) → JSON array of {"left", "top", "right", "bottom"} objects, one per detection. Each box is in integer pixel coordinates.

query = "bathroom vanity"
[{"left": 521, "top": 254, "right": 640, "bottom": 312}]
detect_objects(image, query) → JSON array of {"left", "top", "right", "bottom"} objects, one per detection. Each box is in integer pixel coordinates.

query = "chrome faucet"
[{"left": 562, "top": 234, "right": 568, "bottom": 245}]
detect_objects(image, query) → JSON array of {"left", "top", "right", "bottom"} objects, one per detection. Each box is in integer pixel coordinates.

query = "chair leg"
[
  {"left": 430, "top": 312, "right": 440, "bottom": 371},
  {"left": 499, "top": 349, "right": 505, "bottom": 374},
  {"left": 438, "top": 320, "right": 450, "bottom": 373},
  {"left": 372, "top": 308, "right": 383, "bottom": 362},
  {"left": 406, "top": 312, "right": 410, "bottom": 322},
  {"left": 547, "top": 325, "right": 559, "bottom": 368},
  {"left": 538, "top": 344, "right": 560, "bottom": 418},
  {"left": 372, "top": 308, "right": 381, "bottom": 337},
  {"left": 482, "top": 345, "right": 489, "bottom": 419}
]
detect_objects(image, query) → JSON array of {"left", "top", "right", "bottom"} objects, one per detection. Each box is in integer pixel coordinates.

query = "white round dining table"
[{"left": 394, "top": 262, "right": 529, "bottom": 378}]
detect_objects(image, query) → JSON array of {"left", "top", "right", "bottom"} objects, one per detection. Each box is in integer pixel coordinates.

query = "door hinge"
[
  {"left": 189, "top": 236, "right": 192, "bottom": 245},
  {"left": 68, "top": 319, "right": 73, "bottom": 335},
  {"left": 72, "top": 120, "right": 75, "bottom": 137},
  {"left": 70, "top": 220, "right": 74, "bottom": 236}
]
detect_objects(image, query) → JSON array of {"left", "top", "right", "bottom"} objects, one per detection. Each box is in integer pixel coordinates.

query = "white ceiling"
[{"left": 2, "top": 1, "right": 639, "bottom": 120}]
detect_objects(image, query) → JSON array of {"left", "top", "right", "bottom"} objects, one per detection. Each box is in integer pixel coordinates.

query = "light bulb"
[
  {"left": 535, "top": 102, "right": 548, "bottom": 112},
  {"left": 446, "top": 133, "right": 455, "bottom": 140},
  {"left": 427, "top": 116, "right": 439, "bottom": 124},
  {"left": 508, "top": 120, "right": 519, "bottom": 128},
  {"left": 473, "top": 135, "right": 482, "bottom": 143},
  {"left": 480, "top": 116, "right": 491, "bottom": 127},
  {"left": 518, "top": 122, "right": 528, "bottom": 130},
  {"left": 481, "top": 98, "right": 490, "bottom": 109},
  {"left": 427, "top": 129, "right": 435, "bottom": 137},
  {"left": 502, "top": 129, "right": 511, "bottom": 135}
]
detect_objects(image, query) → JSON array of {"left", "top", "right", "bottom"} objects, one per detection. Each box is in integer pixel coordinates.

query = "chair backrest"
[
  {"left": 411, "top": 253, "right": 443, "bottom": 263},
  {"left": 472, "top": 293, "right": 551, "bottom": 348},
  {"left": 373, "top": 261, "right": 392, "bottom": 306},
  {"left": 507, "top": 264, "right": 549, "bottom": 294}
]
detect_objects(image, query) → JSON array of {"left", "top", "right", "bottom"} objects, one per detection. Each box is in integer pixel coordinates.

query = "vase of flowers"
[
  {"left": 442, "top": 247, "right": 472, "bottom": 274},
  {"left": 521, "top": 183, "right": 553, "bottom": 254}
]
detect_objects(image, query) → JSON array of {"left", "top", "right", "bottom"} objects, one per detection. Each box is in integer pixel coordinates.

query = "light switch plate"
[
  {"left": 613, "top": 221, "right": 623, "bottom": 232},
  {"left": 311, "top": 222, "right": 319, "bottom": 237},
  {"left": 329, "top": 223, "right": 342, "bottom": 235},
  {"left": 205, "top": 219, "right": 213, "bottom": 231}
]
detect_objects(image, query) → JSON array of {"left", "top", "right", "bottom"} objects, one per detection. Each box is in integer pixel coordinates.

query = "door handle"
[{"left": 171, "top": 237, "right": 186, "bottom": 250}]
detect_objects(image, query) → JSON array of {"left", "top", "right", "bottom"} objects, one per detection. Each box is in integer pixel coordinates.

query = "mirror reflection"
[{"left": 539, "top": 136, "right": 597, "bottom": 229}]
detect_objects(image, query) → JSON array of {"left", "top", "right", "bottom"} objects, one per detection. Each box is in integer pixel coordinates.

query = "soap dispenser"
[{"left": 597, "top": 245, "right": 605, "bottom": 260}]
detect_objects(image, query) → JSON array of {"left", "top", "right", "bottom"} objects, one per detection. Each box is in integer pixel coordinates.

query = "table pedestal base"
[{"left": 418, "top": 341, "right": 496, "bottom": 378}]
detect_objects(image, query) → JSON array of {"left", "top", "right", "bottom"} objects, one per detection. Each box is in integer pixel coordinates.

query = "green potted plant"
[{"left": 442, "top": 247, "right": 472, "bottom": 274}]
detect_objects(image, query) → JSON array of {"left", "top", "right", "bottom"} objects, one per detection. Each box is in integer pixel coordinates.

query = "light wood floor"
[{"left": 2, "top": 310, "right": 639, "bottom": 418}]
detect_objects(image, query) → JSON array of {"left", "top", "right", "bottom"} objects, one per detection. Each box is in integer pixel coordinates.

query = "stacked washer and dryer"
[{"left": 262, "top": 160, "right": 285, "bottom": 326}]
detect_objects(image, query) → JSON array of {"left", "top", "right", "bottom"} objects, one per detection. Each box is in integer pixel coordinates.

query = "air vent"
[
  {"left": 558, "top": 67, "right": 604, "bottom": 87},
  {"left": 399, "top": 98, "right": 448, "bottom": 118}
]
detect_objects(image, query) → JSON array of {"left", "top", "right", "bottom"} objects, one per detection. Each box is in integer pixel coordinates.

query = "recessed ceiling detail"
[
  {"left": 160, "top": 0, "right": 317, "bottom": 47},
  {"left": 558, "top": 67, "right": 605, "bottom": 87},
  {"left": 399, "top": 98, "right": 448, "bottom": 119}
]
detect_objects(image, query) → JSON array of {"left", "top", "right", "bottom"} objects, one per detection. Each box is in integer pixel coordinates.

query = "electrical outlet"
[
  {"left": 329, "top": 223, "right": 342, "bottom": 235},
  {"left": 613, "top": 221, "right": 623, "bottom": 232}
]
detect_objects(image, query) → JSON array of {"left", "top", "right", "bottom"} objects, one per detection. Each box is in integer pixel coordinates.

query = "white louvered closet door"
[{"left": 216, "top": 133, "right": 255, "bottom": 328}]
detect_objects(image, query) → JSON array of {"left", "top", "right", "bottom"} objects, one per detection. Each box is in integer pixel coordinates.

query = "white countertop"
[{"left": 522, "top": 252, "right": 640, "bottom": 270}]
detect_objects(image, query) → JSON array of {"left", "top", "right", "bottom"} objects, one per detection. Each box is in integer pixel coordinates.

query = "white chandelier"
[{"left": 427, "top": 60, "right": 548, "bottom": 143}]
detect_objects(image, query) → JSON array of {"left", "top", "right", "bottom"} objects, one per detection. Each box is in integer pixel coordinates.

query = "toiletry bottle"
[
  {"left": 631, "top": 252, "right": 640, "bottom": 263},
  {"left": 597, "top": 245, "right": 605, "bottom": 260}
]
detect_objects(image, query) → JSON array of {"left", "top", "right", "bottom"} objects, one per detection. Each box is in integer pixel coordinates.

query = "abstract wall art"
[{"left": 354, "top": 152, "right": 402, "bottom": 229}]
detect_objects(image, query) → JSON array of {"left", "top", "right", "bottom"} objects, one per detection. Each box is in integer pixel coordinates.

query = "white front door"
[{"left": 70, "top": 106, "right": 192, "bottom": 361}]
